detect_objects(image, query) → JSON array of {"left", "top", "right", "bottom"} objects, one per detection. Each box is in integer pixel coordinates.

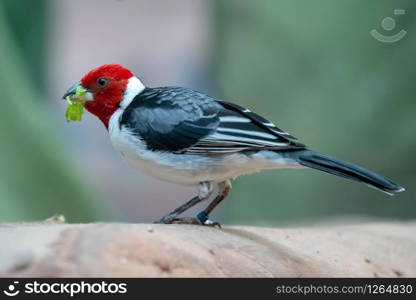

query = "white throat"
[{"left": 119, "top": 76, "right": 146, "bottom": 109}]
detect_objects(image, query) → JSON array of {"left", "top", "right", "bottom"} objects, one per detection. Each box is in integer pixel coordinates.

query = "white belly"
[{"left": 108, "top": 109, "right": 301, "bottom": 186}]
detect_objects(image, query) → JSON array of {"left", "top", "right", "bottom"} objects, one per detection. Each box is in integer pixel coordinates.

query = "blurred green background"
[{"left": 0, "top": 0, "right": 414, "bottom": 225}]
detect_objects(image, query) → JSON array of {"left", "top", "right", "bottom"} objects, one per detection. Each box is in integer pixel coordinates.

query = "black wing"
[
  {"left": 120, "top": 87, "right": 220, "bottom": 152},
  {"left": 120, "top": 87, "right": 305, "bottom": 154}
]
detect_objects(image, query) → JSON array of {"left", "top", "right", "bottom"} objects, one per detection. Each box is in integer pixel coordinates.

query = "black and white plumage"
[
  {"left": 78, "top": 73, "right": 403, "bottom": 225},
  {"left": 108, "top": 77, "right": 404, "bottom": 193},
  {"left": 119, "top": 87, "right": 304, "bottom": 154}
]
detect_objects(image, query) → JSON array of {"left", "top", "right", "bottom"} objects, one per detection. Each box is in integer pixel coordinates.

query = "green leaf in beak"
[{"left": 65, "top": 97, "right": 85, "bottom": 122}]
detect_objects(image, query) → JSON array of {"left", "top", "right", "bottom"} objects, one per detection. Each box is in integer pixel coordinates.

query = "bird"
[{"left": 63, "top": 64, "right": 405, "bottom": 226}]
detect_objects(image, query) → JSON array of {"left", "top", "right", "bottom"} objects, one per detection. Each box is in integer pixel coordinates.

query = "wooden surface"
[{"left": 1, "top": 221, "right": 415, "bottom": 277}]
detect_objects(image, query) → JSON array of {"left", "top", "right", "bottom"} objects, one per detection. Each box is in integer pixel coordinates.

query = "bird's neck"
[
  {"left": 84, "top": 100, "right": 119, "bottom": 129},
  {"left": 85, "top": 76, "right": 146, "bottom": 129}
]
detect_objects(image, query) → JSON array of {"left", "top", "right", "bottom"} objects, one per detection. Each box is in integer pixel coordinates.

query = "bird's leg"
[
  {"left": 196, "top": 180, "right": 231, "bottom": 227},
  {"left": 156, "top": 182, "right": 214, "bottom": 224}
]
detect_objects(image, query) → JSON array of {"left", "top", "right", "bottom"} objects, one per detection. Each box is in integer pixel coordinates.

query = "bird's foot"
[
  {"left": 170, "top": 217, "right": 221, "bottom": 227},
  {"left": 154, "top": 216, "right": 202, "bottom": 225},
  {"left": 170, "top": 217, "right": 203, "bottom": 225},
  {"left": 154, "top": 212, "right": 221, "bottom": 227}
]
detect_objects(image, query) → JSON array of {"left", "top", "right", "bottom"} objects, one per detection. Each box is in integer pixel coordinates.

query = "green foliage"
[
  {"left": 0, "top": 2, "right": 106, "bottom": 222},
  {"left": 2, "top": 0, "right": 48, "bottom": 90},
  {"left": 215, "top": 0, "right": 415, "bottom": 224}
]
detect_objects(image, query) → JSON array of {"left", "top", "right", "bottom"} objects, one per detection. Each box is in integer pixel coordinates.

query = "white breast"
[{"left": 108, "top": 112, "right": 224, "bottom": 185}]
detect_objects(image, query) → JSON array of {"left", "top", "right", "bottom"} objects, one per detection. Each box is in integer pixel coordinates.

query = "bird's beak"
[{"left": 62, "top": 83, "right": 93, "bottom": 103}]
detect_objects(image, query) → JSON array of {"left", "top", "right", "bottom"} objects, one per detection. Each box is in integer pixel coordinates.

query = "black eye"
[{"left": 97, "top": 77, "right": 108, "bottom": 87}]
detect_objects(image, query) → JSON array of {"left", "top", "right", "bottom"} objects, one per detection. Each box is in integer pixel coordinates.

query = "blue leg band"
[{"left": 197, "top": 211, "right": 208, "bottom": 223}]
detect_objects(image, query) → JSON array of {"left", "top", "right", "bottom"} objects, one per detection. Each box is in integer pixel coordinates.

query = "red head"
[{"left": 65, "top": 64, "right": 136, "bottom": 128}]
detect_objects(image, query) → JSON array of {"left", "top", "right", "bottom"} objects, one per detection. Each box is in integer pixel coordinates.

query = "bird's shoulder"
[
  {"left": 125, "top": 86, "right": 221, "bottom": 113},
  {"left": 119, "top": 87, "right": 221, "bottom": 152}
]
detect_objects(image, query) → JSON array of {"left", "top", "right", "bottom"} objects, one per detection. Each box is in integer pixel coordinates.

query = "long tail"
[{"left": 286, "top": 150, "right": 405, "bottom": 195}]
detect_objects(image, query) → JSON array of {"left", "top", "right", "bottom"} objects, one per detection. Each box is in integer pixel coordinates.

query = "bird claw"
[
  {"left": 155, "top": 216, "right": 221, "bottom": 227},
  {"left": 204, "top": 220, "right": 222, "bottom": 228},
  {"left": 170, "top": 217, "right": 203, "bottom": 225},
  {"left": 172, "top": 217, "right": 221, "bottom": 227}
]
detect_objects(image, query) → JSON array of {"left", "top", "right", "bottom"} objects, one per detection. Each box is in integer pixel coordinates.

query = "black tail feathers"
[{"left": 289, "top": 150, "right": 405, "bottom": 195}]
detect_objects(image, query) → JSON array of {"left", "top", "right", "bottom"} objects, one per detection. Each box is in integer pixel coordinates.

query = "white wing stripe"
[
  {"left": 216, "top": 127, "right": 278, "bottom": 139},
  {"left": 191, "top": 147, "right": 245, "bottom": 151},
  {"left": 206, "top": 133, "right": 289, "bottom": 146},
  {"left": 219, "top": 116, "right": 251, "bottom": 123},
  {"left": 197, "top": 140, "right": 261, "bottom": 147}
]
